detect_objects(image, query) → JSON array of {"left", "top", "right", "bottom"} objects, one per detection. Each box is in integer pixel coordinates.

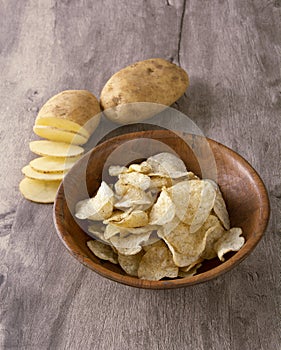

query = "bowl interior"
[{"left": 54, "top": 130, "right": 270, "bottom": 289}]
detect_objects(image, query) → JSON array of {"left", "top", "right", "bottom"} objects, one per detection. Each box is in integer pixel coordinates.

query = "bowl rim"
[{"left": 53, "top": 130, "right": 270, "bottom": 289}]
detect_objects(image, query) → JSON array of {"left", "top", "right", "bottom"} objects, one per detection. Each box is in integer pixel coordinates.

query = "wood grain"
[
  {"left": 0, "top": 0, "right": 280, "bottom": 349},
  {"left": 54, "top": 130, "right": 270, "bottom": 289}
]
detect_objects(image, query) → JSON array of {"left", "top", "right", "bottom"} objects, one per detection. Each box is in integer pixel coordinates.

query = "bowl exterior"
[{"left": 53, "top": 130, "right": 270, "bottom": 289}]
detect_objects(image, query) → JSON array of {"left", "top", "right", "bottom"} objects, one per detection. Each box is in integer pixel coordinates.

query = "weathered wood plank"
[{"left": 0, "top": 0, "right": 280, "bottom": 349}]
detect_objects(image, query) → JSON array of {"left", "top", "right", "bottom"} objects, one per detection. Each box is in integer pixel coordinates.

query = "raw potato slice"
[
  {"left": 19, "top": 177, "right": 60, "bottom": 203},
  {"left": 30, "top": 156, "right": 79, "bottom": 173},
  {"left": 87, "top": 240, "right": 118, "bottom": 264},
  {"left": 29, "top": 140, "right": 84, "bottom": 158},
  {"left": 35, "top": 90, "right": 101, "bottom": 136},
  {"left": 33, "top": 125, "right": 88, "bottom": 145},
  {"left": 22, "top": 165, "right": 64, "bottom": 181}
]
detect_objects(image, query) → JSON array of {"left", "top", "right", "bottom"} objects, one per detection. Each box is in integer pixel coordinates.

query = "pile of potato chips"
[{"left": 75, "top": 152, "right": 245, "bottom": 281}]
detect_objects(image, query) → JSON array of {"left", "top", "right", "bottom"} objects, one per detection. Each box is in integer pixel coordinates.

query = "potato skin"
[
  {"left": 100, "top": 58, "right": 189, "bottom": 124},
  {"left": 36, "top": 90, "right": 101, "bottom": 135}
]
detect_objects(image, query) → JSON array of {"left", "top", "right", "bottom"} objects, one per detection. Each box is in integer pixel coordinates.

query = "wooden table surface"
[{"left": 1, "top": 1, "right": 280, "bottom": 349}]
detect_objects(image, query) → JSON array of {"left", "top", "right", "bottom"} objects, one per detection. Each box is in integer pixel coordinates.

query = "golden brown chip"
[
  {"left": 138, "top": 241, "right": 179, "bottom": 280},
  {"left": 119, "top": 172, "right": 151, "bottom": 191},
  {"left": 105, "top": 209, "right": 148, "bottom": 228},
  {"left": 87, "top": 240, "right": 118, "bottom": 264},
  {"left": 214, "top": 227, "right": 244, "bottom": 261},
  {"left": 118, "top": 251, "right": 145, "bottom": 276},
  {"left": 128, "top": 161, "right": 152, "bottom": 174}
]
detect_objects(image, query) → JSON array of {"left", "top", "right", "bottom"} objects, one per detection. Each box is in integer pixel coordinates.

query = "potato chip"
[
  {"left": 138, "top": 241, "right": 179, "bottom": 280},
  {"left": 200, "top": 221, "right": 225, "bottom": 260},
  {"left": 189, "top": 180, "right": 216, "bottom": 233},
  {"left": 118, "top": 251, "right": 145, "bottom": 276},
  {"left": 105, "top": 209, "right": 148, "bottom": 228},
  {"left": 214, "top": 190, "right": 230, "bottom": 230},
  {"left": 142, "top": 238, "right": 164, "bottom": 252},
  {"left": 158, "top": 221, "right": 207, "bottom": 267},
  {"left": 75, "top": 181, "right": 114, "bottom": 220},
  {"left": 110, "top": 231, "right": 151, "bottom": 255},
  {"left": 88, "top": 225, "right": 108, "bottom": 243},
  {"left": 108, "top": 165, "right": 128, "bottom": 177},
  {"left": 159, "top": 216, "right": 218, "bottom": 267},
  {"left": 119, "top": 225, "right": 158, "bottom": 235},
  {"left": 104, "top": 224, "right": 121, "bottom": 239},
  {"left": 178, "top": 263, "right": 202, "bottom": 278},
  {"left": 149, "top": 175, "right": 173, "bottom": 190},
  {"left": 118, "top": 172, "right": 151, "bottom": 191},
  {"left": 149, "top": 187, "right": 176, "bottom": 225},
  {"left": 167, "top": 180, "right": 200, "bottom": 224},
  {"left": 114, "top": 186, "right": 153, "bottom": 209},
  {"left": 87, "top": 240, "right": 118, "bottom": 264},
  {"left": 214, "top": 228, "right": 244, "bottom": 261},
  {"left": 128, "top": 161, "right": 152, "bottom": 174},
  {"left": 147, "top": 152, "right": 187, "bottom": 178},
  {"left": 180, "top": 257, "right": 204, "bottom": 272}
]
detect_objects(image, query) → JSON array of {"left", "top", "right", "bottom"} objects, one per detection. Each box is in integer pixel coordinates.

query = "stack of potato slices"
[{"left": 20, "top": 90, "right": 100, "bottom": 203}]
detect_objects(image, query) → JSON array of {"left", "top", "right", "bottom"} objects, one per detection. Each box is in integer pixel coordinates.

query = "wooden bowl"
[{"left": 53, "top": 130, "right": 270, "bottom": 289}]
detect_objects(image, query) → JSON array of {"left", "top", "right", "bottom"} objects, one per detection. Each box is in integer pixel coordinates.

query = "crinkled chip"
[
  {"left": 138, "top": 241, "right": 179, "bottom": 280},
  {"left": 105, "top": 209, "right": 148, "bottom": 228},
  {"left": 128, "top": 161, "right": 152, "bottom": 174},
  {"left": 178, "top": 263, "right": 202, "bottom": 278},
  {"left": 75, "top": 181, "right": 114, "bottom": 220},
  {"left": 88, "top": 226, "right": 108, "bottom": 243},
  {"left": 214, "top": 227, "right": 244, "bottom": 261},
  {"left": 214, "top": 189, "right": 230, "bottom": 230},
  {"left": 158, "top": 221, "right": 207, "bottom": 267},
  {"left": 158, "top": 216, "right": 218, "bottom": 267},
  {"left": 149, "top": 187, "right": 176, "bottom": 225},
  {"left": 189, "top": 180, "right": 216, "bottom": 233},
  {"left": 167, "top": 180, "right": 197, "bottom": 224},
  {"left": 110, "top": 231, "right": 151, "bottom": 255},
  {"left": 180, "top": 257, "right": 204, "bottom": 273},
  {"left": 149, "top": 175, "right": 173, "bottom": 190},
  {"left": 119, "top": 172, "right": 151, "bottom": 191},
  {"left": 87, "top": 240, "right": 118, "bottom": 264},
  {"left": 201, "top": 221, "right": 225, "bottom": 260},
  {"left": 104, "top": 224, "right": 121, "bottom": 239},
  {"left": 146, "top": 152, "right": 187, "bottom": 178},
  {"left": 118, "top": 251, "right": 145, "bottom": 276},
  {"left": 108, "top": 165, "right": 128, "bottom": 177},
  {"left": 114, "top": 186, "right": 153, "bottom": 209}
]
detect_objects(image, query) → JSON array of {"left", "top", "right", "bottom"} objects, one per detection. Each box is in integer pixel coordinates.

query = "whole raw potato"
[
  {"left": 100, "top": 58, "right": 189, "bottom": 124},
  {"left": 35, "top": 90, "right": 101, "bottom": 137}
]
